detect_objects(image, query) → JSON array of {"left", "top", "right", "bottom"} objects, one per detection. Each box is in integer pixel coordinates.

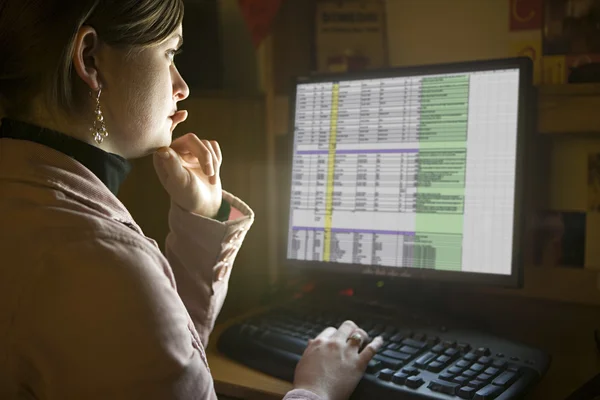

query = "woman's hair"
[{"left": 0, "top": 0, "right": 184, "bottom": 119}]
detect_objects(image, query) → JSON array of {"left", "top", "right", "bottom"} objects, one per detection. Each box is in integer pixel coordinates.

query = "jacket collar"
[
  {"left": 0, "top": 118, "right": 131, "bottom": 195},
  {"left": 0, "top": 136, "right": 143, "bottom": 234}
]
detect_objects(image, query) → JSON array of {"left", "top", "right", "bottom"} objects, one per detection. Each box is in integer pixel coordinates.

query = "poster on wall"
[
  {"left": 237, "top": 0, "right": 283, "bottom": 48},
  {"left": 315, "top": 0, "right": 388, "bottom": 73},
  {"left": 508, "top": 0, "right": 544, "bottom": 83},
  {"left": 509, "top": 0, "right": 544, "bottom": 31},
  {"left": 510, "top": 36, "right": 543, "bottom": 84}
]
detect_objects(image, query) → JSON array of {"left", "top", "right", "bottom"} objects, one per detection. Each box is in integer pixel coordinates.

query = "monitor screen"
[{"left": 285, "top": 58, "right": 531, "bottom": 287}]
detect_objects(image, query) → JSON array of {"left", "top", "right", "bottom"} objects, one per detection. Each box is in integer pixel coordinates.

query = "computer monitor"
[{"left": 285, "top": 57, "right": 532, "bottom": 288}]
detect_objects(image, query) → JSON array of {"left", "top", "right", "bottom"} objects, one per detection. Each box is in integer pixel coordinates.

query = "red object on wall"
[
  {"left": 509, "top": 0, "right": 543, "bottom": 31},
  {"left": 238, "top": 0, "right": 283, "bottom": 47}
]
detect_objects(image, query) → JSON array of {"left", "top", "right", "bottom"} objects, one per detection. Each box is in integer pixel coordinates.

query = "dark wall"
[{"left": 178, "top": 0, "right": 222, "bottom": 91}]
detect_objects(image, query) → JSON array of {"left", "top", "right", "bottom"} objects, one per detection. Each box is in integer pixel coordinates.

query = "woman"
[{"left": 0, "top": 1, "right": 382, "bottom": 399}]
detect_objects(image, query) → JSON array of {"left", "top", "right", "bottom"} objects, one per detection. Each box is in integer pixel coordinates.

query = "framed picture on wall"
[{"left": 315, "top": 0, "right": 388, "bottom": 73}]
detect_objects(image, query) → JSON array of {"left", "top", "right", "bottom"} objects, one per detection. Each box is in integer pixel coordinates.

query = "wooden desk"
[
  {"left": 207, "top": 296, "right": 600, "bottom": 400},
  {"left": 207, "top": 321, "right": 293, "bottom": 400}
]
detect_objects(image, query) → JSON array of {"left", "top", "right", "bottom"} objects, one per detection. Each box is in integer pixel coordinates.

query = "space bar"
[{"left": 258, "top": 331, "right": 309, "bottom": 355}]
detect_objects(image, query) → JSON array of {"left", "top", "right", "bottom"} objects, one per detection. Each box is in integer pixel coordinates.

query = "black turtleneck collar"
[{"left": 0, "top": 118, "right": 131, "bottom": 195}]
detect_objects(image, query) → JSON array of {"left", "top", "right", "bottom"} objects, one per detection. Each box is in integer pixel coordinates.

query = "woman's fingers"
[
  {"left": 345, "top": 328, "right": 369, "bottom": 352},
  {"left": 359, "top": 336, "right": 384, "bottom": 367},
  {"left": 202, "top": 139, "right": 219, "bottom": 185},
  {"left": 171, "top": 133, "right": 214, "bottom": 176},
  {"left": 332, "top": 320, "right": 358, "bottom": 341},
  {"left": 315, "top": 327, "right": 337, "bottom": 340},
  {"left": 210, "top": 140, "right": 222, "bottom": 165},
  {"left": 153, "top": 147, "right": 189, "bottom": 189}
]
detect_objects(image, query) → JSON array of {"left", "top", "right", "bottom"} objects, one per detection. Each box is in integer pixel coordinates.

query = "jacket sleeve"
[
  {"left": 283, "top": 389, "right": 324, "bottom": 400},
  {"left": 164, "top": 190, "right": 254, "bottom": 346},
  {"left": 20, "top": 236, "right": 218, "bottom": 400}
]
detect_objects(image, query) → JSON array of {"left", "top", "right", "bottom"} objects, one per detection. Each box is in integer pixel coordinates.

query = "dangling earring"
[{"left": 90, "top": 87, "right": 108, "bottom": 145}]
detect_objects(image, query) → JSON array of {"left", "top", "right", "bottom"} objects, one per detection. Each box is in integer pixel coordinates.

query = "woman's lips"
[{"left": 170, "top": 110, "right": 188, "bottom": 131}]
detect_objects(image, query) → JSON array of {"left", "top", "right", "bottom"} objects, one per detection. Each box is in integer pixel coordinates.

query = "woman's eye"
[{"left": 168, "top": 48, "right": 183, "bottom": 63}]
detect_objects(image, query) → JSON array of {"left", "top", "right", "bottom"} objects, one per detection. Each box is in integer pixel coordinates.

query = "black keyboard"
[{"left": 217, "top": 303, "right": 550, "bottom": 400}]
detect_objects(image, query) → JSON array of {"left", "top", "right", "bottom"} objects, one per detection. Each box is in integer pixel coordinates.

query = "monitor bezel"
[{"left": 283, "top": 57, "right": 533, "bottom": 289}]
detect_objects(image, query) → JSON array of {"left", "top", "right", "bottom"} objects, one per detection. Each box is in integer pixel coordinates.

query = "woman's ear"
[{"left": 72, "top": 25, "right": 101, "bottom": 91}]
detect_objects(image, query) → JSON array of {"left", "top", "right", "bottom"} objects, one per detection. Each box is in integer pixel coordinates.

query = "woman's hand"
[
  {"left": 293, "top": 321, "right": 383, "bottom": 400},
  {"left": 153, "top": 133, "right": 223, "bottom": 218}
]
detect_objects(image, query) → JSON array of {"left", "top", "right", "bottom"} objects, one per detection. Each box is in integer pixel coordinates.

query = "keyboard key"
[
  {"left": 431, "top": 344, "right": 445, "bottom": 353},
  {"left": 412, "top": 332, "right": 427, "bottom": 342},
  {"left": 401, "top": 366, "right": 419, "bottom": 375},
  {"left": 377, "top": 368, "right": 395, "bottom": 381},
  {"left": 384, "top": 325, "right": 397, "bottom": 333},
  {"left": 473, "top": 383, "right": 504, "bottom": 399},
  {"left": 439, "top": 371, "right": 455, "bottom": 381},
  {"left": 492, "top": 359, "right": 507, "bottom": 369},
  {"left": 445, "top": 348, "right": 460, "bottom": 357},
  {"left": 382, "top": 350, "right": 412, "bottom": 361},
  {"left": 458, "top": 343, "right": 472, "bottom": 353},
  {"left": 405, "top": 375, "right": 425, "bottom": 389},
  {"left": 368, "top": 324, "right": 384, "bottom": 337},
  {"left": 389, "top": 333, "right": 404, "bottom": 343},
  {"left": 373, "top": 354, "right": 403, "bottom": 369},
  {"left": 426, "top": 361, "right": 444, "bottom": 372},
  {"left": 382, "top": 326, "right": 397, "bottom": 337},
  {"left": 467, "top": 380, "right": 486, "bottom": 390},
  {"left": 478, "top": 356, "right": 493, "bottom": 365},
  {"left": 386, "top": 343, "right": 400, "bottom": 351},
  {"left": 443, "top": 340, "right": 457, "bottom": 348},
  {"left": 359, "top": 321, "right": 374, "bottom": 332},
  {"left": 399, "top": 345, "right": 420, "bottom": 355},
  {"left": 427, "top": 336, "right": 441, "bottom": 346},
  {"left": 271, "top": 326, "right": 295, "bottom": 336},
  {"left": 478, "top": 373, "right": 493, "bottom": 382},
  {"left": 392, "top": 371, "right": 409, "bottom": 385},
  {"left": 366, "top": 359, "right": 382, "bottom": 374},
  {"left": 428, "top": 379, "right": 460, "bottom": 395},
  {"left": 452, "top": 375, "right": 469, "bottom": 385},
  {"left": 463, "top": 369, "right": 478, "bottom": 378},
  {"left": 260, "top": 331, "right": 308, "bottom": 355},
  {"left": 484, "top": 367, "right": 500, "bottom": 376},
  {"left": 507, "top": 365, "right": 520, "bottom": 373},
  {"left": 464, "top": 352, "right": 478, "bottom": 361},
  {"left": 475, "top": 347, "right": 491, "bottom": 356},
  {"left": 492, "top": 371, "right": 518, "bottom": 387},
  {"left": 458, "top": 385, "right": 477, "bottom": 399},
  {"left": 402, "top": 338, "right": 427, "bottom": 349},
  {"left": 456, "top": 359, "right": 471, "bottom": 368},
  {"left": 448, "top": 366, "right": 464, "bottom": 375},
  {"left": 414, "top": 352, "right": 437, "bottom": 368},
  {"left": 470, "top": 363, "right": 485, "bottom": 372},
  {"left": 436, "top": 355, "right": 451, "bottom": 364}
]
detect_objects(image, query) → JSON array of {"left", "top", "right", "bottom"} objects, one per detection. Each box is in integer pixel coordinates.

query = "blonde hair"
[{"left": 0, "top": 0, "right": 184, "bottom": 119}]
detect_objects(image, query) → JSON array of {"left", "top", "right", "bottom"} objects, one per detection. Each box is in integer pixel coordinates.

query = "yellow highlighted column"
[{"left": 323, "top": 83, "right": 339, "bottom": 262}]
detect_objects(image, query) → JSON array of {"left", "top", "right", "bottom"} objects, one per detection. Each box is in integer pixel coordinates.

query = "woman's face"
[{"left": 93, "top": 24, "right": 189, "bottom": 159}]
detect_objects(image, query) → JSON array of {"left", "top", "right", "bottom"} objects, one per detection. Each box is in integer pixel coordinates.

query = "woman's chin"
[{"left": 136, "top": 134, "right": 172, "bottom": 159}]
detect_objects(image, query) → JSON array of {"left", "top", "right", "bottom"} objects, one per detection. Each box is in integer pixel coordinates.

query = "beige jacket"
[{"left": 0, "top": 138, "right": 319, "bottom": 400}]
